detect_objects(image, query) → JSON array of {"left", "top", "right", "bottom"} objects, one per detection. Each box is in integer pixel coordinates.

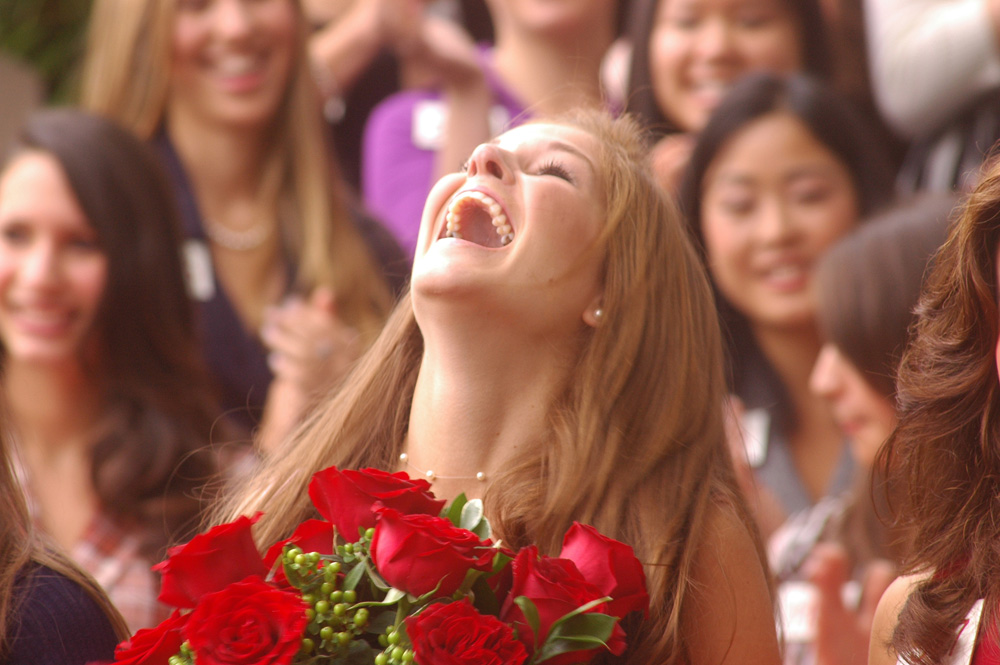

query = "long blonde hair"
[
  {"left": 79, "top": 0, "right": 392, "bottom": 340},
  {"left": 216, "top": 110, "right": 766, "bottom": 663},
  {"left": 0, "top": 412, "right": 129, "bottom": 654}
]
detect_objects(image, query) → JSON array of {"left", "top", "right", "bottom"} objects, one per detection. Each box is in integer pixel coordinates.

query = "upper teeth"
[{"left": 445, "top": 190, "right": 513, "bottom": 244}]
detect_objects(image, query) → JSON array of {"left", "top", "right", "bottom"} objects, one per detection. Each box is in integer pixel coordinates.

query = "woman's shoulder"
[
  {"left": 870, "top": 573, "right": 927, "bottom": 665},
  {"left": 7, "top": 564, "right": 120, "bottom": 665},
  {"left": 683, "top": 498, "right": 782, "bottom": 665}
]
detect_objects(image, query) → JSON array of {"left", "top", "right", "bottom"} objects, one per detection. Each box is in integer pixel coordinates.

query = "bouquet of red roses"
[{"left": 109, "top": 466, "right": 649, "bottom": 665}]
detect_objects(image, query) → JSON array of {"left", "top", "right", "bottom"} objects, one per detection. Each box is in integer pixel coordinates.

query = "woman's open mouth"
[{"left": 439, "top": 190, "right": 514, "bottom": 249}]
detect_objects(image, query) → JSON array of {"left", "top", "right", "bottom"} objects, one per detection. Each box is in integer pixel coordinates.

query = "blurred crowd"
[{"left": 2, "top": 0, "right": 1000, "bottom": 663}]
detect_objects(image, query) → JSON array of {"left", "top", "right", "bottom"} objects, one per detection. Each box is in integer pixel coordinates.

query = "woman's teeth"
[{"left": 445, "top": 191, "right": 514, "bottom": 246}]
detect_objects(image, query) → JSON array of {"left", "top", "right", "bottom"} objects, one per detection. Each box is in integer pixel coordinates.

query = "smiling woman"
[
  {"left": 0, "top": 108, "right": 232, "bottom": 632},
  {"left": 624, "top": 0, "right": 830, "bottom": 191},
  {"left": 80, "top": 0, "right": 405, "bottom": 452},
  {"left": 217, "top": 109, "right": 782, "bottom": 665}
]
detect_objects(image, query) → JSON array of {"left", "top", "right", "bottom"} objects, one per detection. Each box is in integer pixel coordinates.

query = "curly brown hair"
[{"left": 880, "top": 156, "right": 1000, "bottom": 663}]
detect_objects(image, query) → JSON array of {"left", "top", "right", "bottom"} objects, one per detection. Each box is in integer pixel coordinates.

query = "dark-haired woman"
[
  {"left": 0, "top": 109, "right": 234, "bottom": 632},
  {"left": 869, "top": 163, "right": 1000, "bottom": 663},
  {"left": 771, "top": 193, "right": 954, "bottom": 665},
  {"left": 625, "top": 0, "right": 831, "bottom": 192},
  {"left": 677, "top": 72, "right": 895, "bottom": 654},
  {"left": 679, "top": 71, "right": 895, "bottom": 528}
]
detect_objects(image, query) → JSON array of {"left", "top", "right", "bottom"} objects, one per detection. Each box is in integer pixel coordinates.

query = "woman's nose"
[
  {"left": 21, "top": 241, "right": 61, "bottom": 287},
  {"left": 466, "top": 144, "right": 510, "bottom": 182},
  {"left": 809, "top": 344, "right": 842, "bottom": 399},
  {"left": 213, "top": 0, "right": 255, "bottom": 41}
]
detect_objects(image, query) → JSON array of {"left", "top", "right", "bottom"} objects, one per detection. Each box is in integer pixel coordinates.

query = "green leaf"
[
  {"left": 470, "top": 573, "right": 500, "bottom": 616},
  {"left": 471, "top": 515, "right": 492, "bottom": 539},
  {"left": 531, "top": 611, "right": 620, "bottom": 664},
  {"left": 445, "top": 494, "right": 468, "bottom": 525},
  {"left": 342, "top": 557, "right": 367, "bottom": 591},
  {"left": 548, "top": 612, "right": 617, "bottom": 643},
  {"left": 459, "top": 499, "right": 484, "bottom": 531},
  {"left": 547, "top": 597, "right": 611, "bottom": 626},
  {"left": 513, "top": 596, "right": 542, "bottom": 650},
  {"left": 382, "top": 587, "right": 407, "bottom": 605},
  {"left": 532, "top": 634, "right": 613, "bottom": 663}
]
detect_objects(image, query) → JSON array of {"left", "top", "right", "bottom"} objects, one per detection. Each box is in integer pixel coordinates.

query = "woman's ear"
[{"left": 582, "top": 294, "right": 605, "bottom": 328}]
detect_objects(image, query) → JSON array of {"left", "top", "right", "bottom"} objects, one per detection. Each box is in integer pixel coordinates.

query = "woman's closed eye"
[{"left": 536, "top": 160, "right": 575, "bottom": 184}]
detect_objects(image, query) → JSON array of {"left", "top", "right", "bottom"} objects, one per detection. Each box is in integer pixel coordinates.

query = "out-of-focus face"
[
  {"left": 0, "top": 152, "right": 108, "bottom": 366},
  {"left": 810, "top": 343, "right": 897, "bottom": 468},
  {"left": 169, "top": 0, "right": 298, "bottom": 131},
  {"left": 412, "top": 122, "right": 606, "bottom": 337},
  {"left": 649, "top": 0, "right": 804, "bottom": 132},
  {"left": 700, "top": 112, "right": 859, "bottom": 331}
]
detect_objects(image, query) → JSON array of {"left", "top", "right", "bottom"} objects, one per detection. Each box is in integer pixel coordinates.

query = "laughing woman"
[{"left": 218, "top": 109, "right": 781, "bottom": 664}]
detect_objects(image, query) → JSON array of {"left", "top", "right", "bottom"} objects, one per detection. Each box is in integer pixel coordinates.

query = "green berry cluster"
[
  {"left": 166, "top": 641, "right": 194, "bottom": 665},
  {"left": 374, "top": 625, "right": 414, "bottom": 665},
  {"left": 283, "top": 532, "right": 377, "bottom": 660}
]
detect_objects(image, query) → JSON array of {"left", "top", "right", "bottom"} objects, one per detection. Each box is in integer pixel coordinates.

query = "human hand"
[
  {"left": 260, "top": 287, "right": 360, "bottom": 397},
  {"left": 650, "top": 133, "right": 696, "bottom": 194},
  {"left": 805, "top": 542, "right": 896, "bottom": 665},
  {"left": 405, "top": 13, "right": 483, "bottom": 90}
]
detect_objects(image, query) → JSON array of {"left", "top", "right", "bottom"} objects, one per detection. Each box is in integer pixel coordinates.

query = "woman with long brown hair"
[
  {"left": 0, "top": 403, "right": 127, "bottom": 663},
  {"left": 0, "top": 109, "right": 230, "bottom": 632},
  {"left": 80, "top": 0, "right": 406, "bottom": 450},
  {"left": 870, "top": 160, "right": 1000, "bottom": 663},
  {"left": 217, "top": 109, "right": 780, "bottom": 664}
]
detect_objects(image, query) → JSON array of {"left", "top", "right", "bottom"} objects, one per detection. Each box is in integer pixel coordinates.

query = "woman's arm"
[{"left": 684, "top": 503, "right": 782, "bottom": 665}]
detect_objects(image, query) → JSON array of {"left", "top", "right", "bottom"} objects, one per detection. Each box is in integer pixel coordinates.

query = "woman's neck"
[
  {"left": 166, "top": 112, "right": 270, "bottom": 221},
  {"left": 753, "top": 322, "right": 844, "bottom": 501},
  {"left": 492, "top": 23, "right": 611, "bottom": 116},
  {"left": 3, "top": 360, "right": 103, "bottom": 456},
  {"left": 404, "top": 319, "right": 578, "bottom": 502}
]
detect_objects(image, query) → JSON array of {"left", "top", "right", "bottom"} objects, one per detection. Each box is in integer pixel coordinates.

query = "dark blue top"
[
  {"left": 6, "top": 564, "right": 120, "bottom": 664},
  {"left": 153, "top": 134, "right": 409, "bottom": 431}
]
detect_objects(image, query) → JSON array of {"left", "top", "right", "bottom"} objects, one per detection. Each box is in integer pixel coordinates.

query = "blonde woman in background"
[{"left": 81, "top": 0, "right": 407, "bottom": 451}]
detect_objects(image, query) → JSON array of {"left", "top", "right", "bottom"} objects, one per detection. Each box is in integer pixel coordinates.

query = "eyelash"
[{"left": 537, "top": 160, "right": 574, "bottom": 183}]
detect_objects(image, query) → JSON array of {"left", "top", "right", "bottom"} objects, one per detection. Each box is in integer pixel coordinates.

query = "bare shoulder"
[
  {"left": 869, "top": 573, "right": 925, "bottom": 665},
  {"left": 683, "top": 500, "right": 781, "bottom": 665}
]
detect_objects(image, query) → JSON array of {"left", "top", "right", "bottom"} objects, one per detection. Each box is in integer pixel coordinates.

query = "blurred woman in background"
[
  {"left": 0, "top": 109, "right": 231, "bottom": 631},
  {"left": 80, "top": 0, "right": 406, "bottom": 450}
]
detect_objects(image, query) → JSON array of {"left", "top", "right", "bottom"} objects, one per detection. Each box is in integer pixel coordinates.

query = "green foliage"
[{"left": 0, "top": 0, "right": 92, "bottom": 102}]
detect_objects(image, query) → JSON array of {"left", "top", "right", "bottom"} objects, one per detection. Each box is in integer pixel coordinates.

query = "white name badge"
[{"left": 183, "top": 239, "right": 216, "bottom": 302}]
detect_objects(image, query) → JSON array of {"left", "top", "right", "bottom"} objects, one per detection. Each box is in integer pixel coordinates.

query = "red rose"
[
  {"left": 153, "top": 514, "right": 267, "bottom": 608},
  {"left": 185, "top": 576, "right": 308, "bottom": 665},
  {"left": 405, "top": 600, "right": 527, "bottom": 665},
  {"left": 113, "top": 610, "right": 187, "bottom": 664},
  {"left": 499, "top": 546, "right": 626, "bottom": 665},
  {"left": 262, "top": 518, "right": 335, "bottom": 580},
  {"left": 369, "top": 505, "right": 494, "bottom": 597},
  {"left": 308, "top": 466, "right": 445, "bottom": 541},
  {"left": 559, "top": 522, "right": 649, "bottom": 618}
]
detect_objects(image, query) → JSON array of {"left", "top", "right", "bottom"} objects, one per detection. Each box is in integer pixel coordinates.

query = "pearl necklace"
[
  {"left": 398, "top": 453, "right": 487, "bottom": 483},
  {"left": 203, "top": 217, "right": 272, "bottom": 251}
]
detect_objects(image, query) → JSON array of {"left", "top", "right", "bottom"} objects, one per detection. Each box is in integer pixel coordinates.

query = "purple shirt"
[{"left": 361, "top": 47, "right": 527, "bottom": 255}]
